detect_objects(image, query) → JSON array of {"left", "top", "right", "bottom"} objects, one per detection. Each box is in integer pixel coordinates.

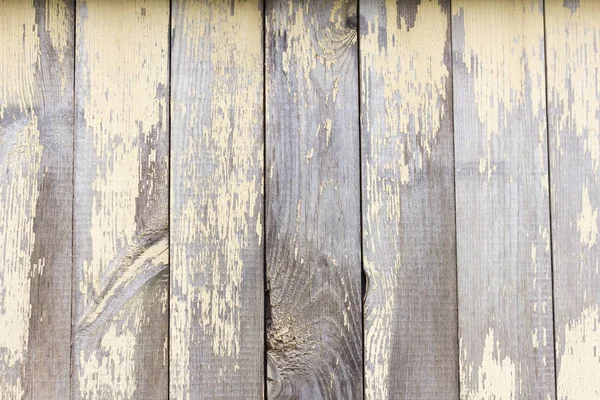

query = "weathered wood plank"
[
  {"left": 72, "top": 1, "right": 169, "bottom": 398},
  {"left": 546, "top": 1, "right": 600, "bottom": 397},
  {"left": 169, "top": 1, "right": 264, "bottom": 398},
  {"left": 359, "top": 1, "right": 458, "bottom": 398},
  {"left": 265, "top": 1, "right": 362, "bottom": 398},
  {"left": 451, "top": 0, "right": 555, "bottom": 398},
  {"left": 0, "top": 0, "right": 74, "bottom": 398}
]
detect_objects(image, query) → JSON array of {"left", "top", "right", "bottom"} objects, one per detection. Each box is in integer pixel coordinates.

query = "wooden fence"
[{"left": 1, "top": 0, "right": 599, "bottom": 399}]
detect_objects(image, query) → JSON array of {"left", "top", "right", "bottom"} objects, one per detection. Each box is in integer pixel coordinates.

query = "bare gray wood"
[
  {"left": 546, "top": 0, "right": 600, "bottom": 396},
  {"left": 359, "top": 1, "right": 458, "bottom": 398},
  {"left": 169, "top": 1, "right": 264, "bottom": 398},
  {"left": 72, "top": 1, "right": 169, "bottom": 398},
  {"left": 265, "top": 0, "right": 362, "bottom": 398},
  {"left": 0, "top": 0, "right": 74, "bottom": 398},
  {"left": 451, "top": 0, "right": 555, "bottom": 398}
]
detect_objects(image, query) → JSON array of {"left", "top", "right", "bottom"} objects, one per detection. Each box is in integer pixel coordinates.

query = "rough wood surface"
[
  {"left": 452, "top": 0, "right": 556, "bottom": 398},
  {"left": 265, "top": 1, "right": 362, "bottom": 398},
  {"left": 72, "top": 0, "right": 170, "bottom": 398},
  {"left": 0, "top": 0, "right": 74, "bottom": 398},
  {"left": 546, "top": 0, "right": 600, "bottom": 397},
  {"left": 169, "top": 1, "right": 264, "bottom": 398},
  {"left": 359, "top": 1, "right": 458, "bottom": 398}
]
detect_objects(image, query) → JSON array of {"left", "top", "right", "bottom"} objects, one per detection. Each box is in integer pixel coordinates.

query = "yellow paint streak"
[
  {"left": 546, "top": 0, "right": 600, "bottom": 171},
  {"left": 45, "top": 0, "right": 70, "bottom": 92},
  {"left": 460, "top": 329, "right": 517, "bottom": 400},
  {"left": 557, "top": 306, "right": 600, "bottom": 399},
  {"left": 0, "top": 0, "right": 40, "bottom": 119},
  {"left": 171, "top": 1, "right": 262, "bottom": 397},
  {"left": 577, "top": 184, "right": 598, "bottom": 248},
  {"left": 76, "top": 0, "right": 168, "bottom": 397},
  {"left": 362, "top": 0, "right": 448, "bottom": 186},
  {"left": 361, "top": 2, "right": 448, "bottom": 398},
  {"left": 0, "top": 2, "right": 44, "bottom": 398},
  {"left": 454, "top": 0, "right": 546, "bottom": 180}
]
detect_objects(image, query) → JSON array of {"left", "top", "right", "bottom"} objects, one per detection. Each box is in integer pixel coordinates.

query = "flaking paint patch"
[
  {"left": 557, "top": 306, "right": 600, "bottom": 398},
  {"left": 75, "top": 0, "right": 169, "bottom": 397},
  {"left": 577, "top": 184, "right": 598, "bottom": 248},
  {"left": 546, "top": 0, "right": 600, "bottom": 171},
  {"left": 0, "top": 2, "right": 44, "bottom": 398},
  {"left": 170, "top": 1, "right": 263, "bottom": 398},
  {"left": 45, "top": 0, "right": 70, "bottom": 92},
  {"left": 460, "top": 329, "right": 517, "bottom": 400},
  {"left": 361, "top": 2, "right": 449, "bottom": 398},
  {"left": 454, "top": 0, "right": 547, "bottom": 181}
]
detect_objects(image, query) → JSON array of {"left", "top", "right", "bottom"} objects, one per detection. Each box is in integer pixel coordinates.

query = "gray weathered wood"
[
  {"left": 359, "top": 1, "right": 458, "bottom": 398},
  {"left": 169, "top": 1, "right": 264, "bottom": 398},
  {"left": 546, "top": 0, "right": 600, "bottom": 397},
  {"left": 72, "top": 0, "right": 170, "bottom": 398},
  {"left": 452, "top": 0, "right": 556, "bottom": 398},
  {"left": 0, "top": 0, "right": 73, "bottom": 398},
  {"left": 265, "top": 1, "right": 362, "bottom": 398}
]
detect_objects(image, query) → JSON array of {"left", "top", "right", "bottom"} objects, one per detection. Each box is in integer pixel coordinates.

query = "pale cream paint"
[
  {"left": 361, "top": 1, "right": 448, "bottom": 398},
  {"left": 170, "top": 1, "right": 262, "bottom": 398},
  {"left": 76, "top": 0, "right": 168, "bottom": 397},
  {"left": 453, "top": 1, "right": 550, "bottom": 397},
  {"left": 546, "top": 1, "right": 600, "bottom": 172},
  {"left": 577, "top": 184, "right": 598, "bottom": 248},
  {"left": 546, "top": 2, "right": 600, "bottom": 397},
  {"left": 0, "top": 2, "right": 43, "bottom": 398},
  {"left": 455, "top": 0, "right": 547, "bottom": 183},
  {"left": 45, "top": 0, "right": 70, "bottom": 92},
  {"left": 557, "top": 306, "right": 600, "bottom": 398},
  {"left": 460, "top": 329, "right": 517, "bottom": 400}
]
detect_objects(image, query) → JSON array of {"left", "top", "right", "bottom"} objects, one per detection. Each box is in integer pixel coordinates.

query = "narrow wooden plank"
[
  {"left": 72, "top": 1, "right": 169, "bottom": 398},
  {"left": 265, "top": 1, "right": 362, "bottom": 398},
  {"left": 359, "top": 1, "right": 458, "bottom": 398},
  {"left": 451, "top": 0, "right": 556, "bottom": 398},
  {"left": 0, "top": 0, "right": 73, "bottom": 398},
  {"left": 546, "top": 1, "right": 600, "bottom": 397},
  {"left": 169, "top": 1, "right": 264, "bottom": 398}
]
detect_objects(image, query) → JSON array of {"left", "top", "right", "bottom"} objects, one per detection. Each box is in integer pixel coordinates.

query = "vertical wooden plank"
[
  {"left": 546, "top": 1, "right": 600, "bottom": 397},
  {"left": 265, "top": 1, "right": 362, "bottom": 398},
  {"left": 73, "top": 0, "right": 169, "bottom": 398},
  {"left": 170, "top": 1, "right": 264, "bottom": 398},
  {"left": 0, "top": 0, "right": 73, "bottom": 398},
  {"left": 360, "top": 1, "right": 458, "bottom": 398},
  {"left": 452, "top": 0, "right": 556, "bottom": 398}
]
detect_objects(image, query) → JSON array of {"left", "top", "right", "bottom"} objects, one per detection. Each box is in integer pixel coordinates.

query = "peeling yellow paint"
[
  {"left": 460, "top": 329, "right": 517, "bottom": 400},
  {"left": 361, "top": 2, "right": 449, "bottom": 398},
  {"left": 170, "top": 1, "right": 263, "bottom": 398},
  {"left": 0, "top": 2, "right": 44, "bottom": 398},
  {"left": 577, "top": 184, "right": 598, "bottom": 248},
  {"left": 546, "top": 0, "right": 600, "bottom": 172},
  {"left": 557, "top": 306, "right": 600, "bottom": 399},
  {"left": 75, "top": 0, "right": 169, "bottom": 397},
  {"left": 454, "top": 0, "right": 547, "bottom": 182}
]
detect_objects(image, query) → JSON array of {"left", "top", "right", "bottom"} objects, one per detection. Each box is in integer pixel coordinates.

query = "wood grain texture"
[
  {"left": 169, "top": 1, "right": 264, "bottom": 398},
  {"left": 0, "top": 0, "right": 74, "bottom": 398},
  {"left": 265, "top": 1, "right": 362, "bottom": 398},
  {"left": 451, "top": 0, "right": 556, "bottom": 398},
  {"left": 546, "top": 1, "right": 600, "bottom": 397},
  {"left": 72, "top": 0, "right": 169, "bottom": 398},
  {"left": 0, "top": 1, "right": 73, "bottom": 399},
  {"left": 359, "top": 1, "right": 458, "bottom": 398}
]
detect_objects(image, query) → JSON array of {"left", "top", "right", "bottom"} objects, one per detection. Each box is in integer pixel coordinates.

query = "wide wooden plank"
[
  {"left": 0, "top": 0, "right": 74, "bottom": 398},
  {"left": 169, "top": 1, "right": 264, "bottom": 398},
  {"left": 451, "top": 0, "right": 555, "bottom": 398},
  {"left": 546, "top": 1, "right": 600, "bottom": 397},
  {"left": 359, "top": 1, "right": 458, "bottom": 398},
  {"left": 265, "top": 1, "right": 362, "bottom": 398},
  {"left": 72, "top": 1, "right": 169, "bottom": 398}
]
